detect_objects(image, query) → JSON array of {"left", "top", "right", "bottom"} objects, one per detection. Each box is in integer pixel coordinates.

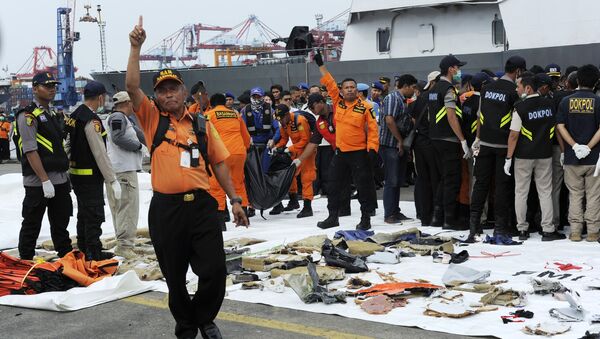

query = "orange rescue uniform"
[
  {"left": 276, "top": 112, "right": 316, "bottom": 200},
  {"left": 135, "top": 97, "right": 230, "bottom": 194},
  {"left": 320, "top": 72, "right": 379, "bottom": 153},
  {"left": 205, "top": 105, "right": 251, "bottom": 209},
  {"left": 0, "top": 121, "right": 10, "bottom": 139}
]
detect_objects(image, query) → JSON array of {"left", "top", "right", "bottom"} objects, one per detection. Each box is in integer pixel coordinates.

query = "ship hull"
[{"left": 91, "top": 42, "right": 600, "bottom": 97}]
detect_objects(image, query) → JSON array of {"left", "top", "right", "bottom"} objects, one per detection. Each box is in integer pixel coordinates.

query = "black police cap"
[
  {"left": 439, "top": 54, "right": 466, "bottom": 72},
  {"left": 32, "top": 72, "right": 60, "bottom": 86}
]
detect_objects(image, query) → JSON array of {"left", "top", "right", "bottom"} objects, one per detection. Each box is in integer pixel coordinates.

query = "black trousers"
[
  {"left": 470, "top": 145, "right": 513, "bottom": 234},
  {"left": 431, "top": 140, "right": 462, "bottom": 224},
  {"left": 329, "top": 150, "right": 376, "bottom": 217},
  {"left": 313, "top": 145, "right": 334, "bottom": 196},
  {"left": 149, "top": 189, "right": 226, "bottom": 338},
  {"left": 414, "top": 142, "right": 441, "bottom": 222},
  {"left": 0, "top": 138, "right": 9, "bottom": 160},
  {"left": 326, "top": 153, "right": 351, "bottom": 214},
  {"left": 72, "top": 183, "right": 105, "bottom": 252},
  {"left": 19, "top": 183, "right": 73, "bottom": 260}
]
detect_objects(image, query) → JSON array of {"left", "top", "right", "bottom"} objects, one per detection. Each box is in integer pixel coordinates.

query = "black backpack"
[
  {"left": 150, "top": 112, "right": 211, "bottom": 176},
  {"left": 293, "top": 110, "right": 317, "bottom": 133}
]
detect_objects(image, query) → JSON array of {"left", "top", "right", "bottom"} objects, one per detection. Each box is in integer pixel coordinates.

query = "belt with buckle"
[{"left": 153, "top": 190, "right": 200, "bottom": 202}]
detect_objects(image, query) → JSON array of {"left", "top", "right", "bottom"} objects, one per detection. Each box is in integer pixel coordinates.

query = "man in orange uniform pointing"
[
  {"left": 274, "top": 104, "right": 316, "bottom": 218},
  {"left": 205, "top": 93, "right": 251, "bottom": 230}
]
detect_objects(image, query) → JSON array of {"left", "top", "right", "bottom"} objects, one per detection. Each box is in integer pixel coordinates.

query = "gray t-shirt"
[{"left": 17, "top": 104, "right": 68, "bottom": 187}]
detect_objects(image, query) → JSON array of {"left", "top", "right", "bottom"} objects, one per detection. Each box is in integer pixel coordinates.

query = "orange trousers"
[
  {"left": 209, "top": 153, "right": 248, "bottom": 210},
  {"left": 289, "top": 150, "right": 317, "bottom": 200}
]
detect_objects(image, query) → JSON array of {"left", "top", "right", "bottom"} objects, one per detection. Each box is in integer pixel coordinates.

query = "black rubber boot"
[
  {"left": 465, "top": 213, "right": 483, "bottom": 243},
  {"left": 85, "top": 247, "right": 114, "bottom": 261},
  {"left": 200, "top": 322, "right": 223, "bottom": 339},
  {"left": 355, "top": 215, "right": 371, "bottom": 231},
  {"left": 283, "top": 193, "right": 300, "bottom": 211},
  {"left": 269, "top": 202, "right": 284, "bottom": 215},
  {"left": 317, "top": 213, "right": 340, "bottom": 229},
  {"left": 297, "top": 199, "right": 313, "bottom": 218}
]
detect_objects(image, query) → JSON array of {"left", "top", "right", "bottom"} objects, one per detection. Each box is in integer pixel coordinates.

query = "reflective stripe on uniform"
[
  {"left": 69, "top": 168, "right": 93, "bottom": 175},
  {"left": 32, "top": 108, "right": 45, "bottom": 117},
  {"left": 500, "top": 111, "right": 512, "bottom": 128},
  {"left": 35, "top": 133, "right": 53, "bottom": 153},
  {"left": 471, "top": 120, "right": 477, "bottom": 134},
  {"left": 479, "top": 112, "right": 485, "bottom": 125},
  {"left": 435, "top": 107, "right": 447, "bottom": 123},
  {"left": 455, "top": 107, "right": 463, "bottom": 119},
  {"left": 549, "top": 126, "right": 555, "bottom": 139},
  {"left": 520, "top": 126, "right": 533, "bottom": 141},
  {"left": 101, "top": 131, "right": 107, "bottom": 137}
]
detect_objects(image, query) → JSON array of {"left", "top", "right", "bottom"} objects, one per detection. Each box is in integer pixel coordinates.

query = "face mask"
[{"left": 452, "top": 69, "right": 462, "bottom": 83}]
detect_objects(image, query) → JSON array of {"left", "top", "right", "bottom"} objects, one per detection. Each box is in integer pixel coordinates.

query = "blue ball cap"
[
  {"left": 471, "top": 72, "right": 492, "bottom": 90},
  {"left": 297, "top": 82, "right": 309, "bottom": 90},
  {"left": 83, "top": 81, "right": 107, "bottom": 97},
  {"left": 357, "top": 83, "right": 369, "bottom": 91},
  {"left": 250, "top": 87, "right": 264, "bottom": 97},
  {"left": 224, "top": 91, "right": 235, "bottom": 99},
  {"left": 371, "top": 81, "right": 384, "bottom": 91}
]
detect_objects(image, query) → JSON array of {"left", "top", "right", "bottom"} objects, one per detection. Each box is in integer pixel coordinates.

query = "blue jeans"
[{"left": 381, "top": 145, "right": 408, "bottom": 218}]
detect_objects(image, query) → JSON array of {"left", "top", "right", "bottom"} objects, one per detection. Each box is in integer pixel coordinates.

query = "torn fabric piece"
[{"left": 333, "top": 230, "right": 375, "bottom": 241}]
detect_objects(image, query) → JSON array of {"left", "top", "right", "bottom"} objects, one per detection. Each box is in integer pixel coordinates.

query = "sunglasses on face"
[{"left": 282, "top": 98, "right": 292, "bottom": 101}]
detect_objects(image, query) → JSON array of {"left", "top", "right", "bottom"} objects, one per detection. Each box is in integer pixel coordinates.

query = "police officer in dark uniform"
[
  {"left": 14, "top": 72, "right": 72, "bottom": 260},
  {"left": 557, "top": 64, "right": 600, "bottom": 242},
  {"left": 505, "top": 75, "right": 566, "bottom": 241},
  {"left": 427, "top": 55, "right": 471, "bottom": 230},
  {"left": 467, "top": 56, "right": 525, "bottom": 241},
  {"left": 65, "top": 81, "right": 121, "bottom": 261},
  {"left": 409, "top": 72, "right": 440, "bottom": 226}
]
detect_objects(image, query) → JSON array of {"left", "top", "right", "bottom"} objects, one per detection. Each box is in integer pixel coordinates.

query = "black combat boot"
[
  {"left": 297, "top": 199, "right": 313, "bottom": 218},
  {"left": 283, "top": 193, "right": 300, "bottom": 211},
  {"left": 269, "top": 202, "right": 284, "bottom": 215},
  {"left": 355, "top": 215, "right": 371, "bottom": 231},
  {"left": 85, "top": 247, "right": 114, "bottom": 261},
  {"left": 465, "top": 213, "right": 483, "bottom": 243}
]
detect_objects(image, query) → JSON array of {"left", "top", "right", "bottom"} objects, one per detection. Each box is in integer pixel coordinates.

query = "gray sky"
[{"left": 0, "top": 0, "right": 351, "bottom": 78}]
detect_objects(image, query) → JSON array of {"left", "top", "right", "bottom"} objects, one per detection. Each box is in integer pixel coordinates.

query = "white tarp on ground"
[
  {"left": 1, "top": 173, "right": 600, "bottom": 337},
  {"left": 0, "top": 271, "right": 158, "bottom": 311}
]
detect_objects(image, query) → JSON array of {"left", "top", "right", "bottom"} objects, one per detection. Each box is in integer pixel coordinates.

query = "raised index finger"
[{"left": 138, "top": 15, "right": 143, "bottom": 28}]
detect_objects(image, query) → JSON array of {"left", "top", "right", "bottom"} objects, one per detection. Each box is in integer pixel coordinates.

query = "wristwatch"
[{"left": 230, "top": 197, "right": 243, "bottom": 206}]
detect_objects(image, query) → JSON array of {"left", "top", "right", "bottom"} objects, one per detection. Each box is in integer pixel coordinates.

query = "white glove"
[
  {"left": 573, "top": 143, "right": 591, "bottom": 159},
  {"left": 461, "top": 140, "right": 472, "bottom": 159},
  {"left": 560, "top": 153, "right": 564, "bottom": 167},
  {"left": 41, "top": 180, "right": 55, "bottom": 199},
  {"left": 594, "top": 157, "right": 600, "bottom": 177},
  {"left": 292, "top": 159, "right": 301, "bottom": 167},
  {"left": 266, "top": 139, "right": 273, "bottom": 148},
  {"left": 111, "top": 180, "right": 122, "bottom": 200},
  {"left": 504, "top": 158, "right": 512, "bottom": 176},
  {"left": 471, "top": 137, "right": 481, "bottom": 156}
]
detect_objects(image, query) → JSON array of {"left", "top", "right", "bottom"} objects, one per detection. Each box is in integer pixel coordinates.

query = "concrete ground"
[{"left": 0, "top": 161, "right": 486, "bottom": 339}]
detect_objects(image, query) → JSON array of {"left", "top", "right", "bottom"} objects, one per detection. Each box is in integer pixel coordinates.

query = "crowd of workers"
[{"left": 5, "top": 15, "right": 600, "bottom": 339}]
